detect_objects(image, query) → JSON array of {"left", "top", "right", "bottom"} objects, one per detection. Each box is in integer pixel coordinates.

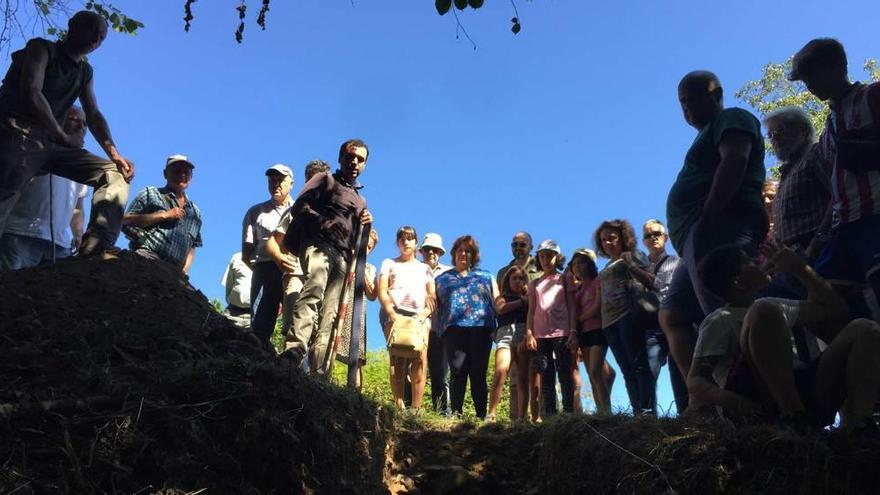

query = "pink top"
[
  {"left": 529, "top": 272, "right": 569, "bottom": 339},
  {"left": 572, "top": 278, "right": 602, "bottom": 332}
]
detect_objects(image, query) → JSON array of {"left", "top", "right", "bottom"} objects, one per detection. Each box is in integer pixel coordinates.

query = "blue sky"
[{"left": 12, "top": 1, "right": 878, "bottom": 412}]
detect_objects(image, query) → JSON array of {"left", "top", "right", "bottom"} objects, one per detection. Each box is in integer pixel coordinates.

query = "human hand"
[
  {"left": 360, "top": 209, "right": 373, "bottom": 225},
  {"left": 277, "top": 255, "right": 298, "bottom": 273},
  {"left": 567, "top": 333, "right": 579, "bottom": 352},
  {"left": 525, "top": 332, "right": 537, "bottom": 351},
  {"left": 112, "top": 155, "right": 135, "bottom": 183},
  {"left": 621, "top": 252, "right": 634, "bottom": 266},
  {"left": 766, "top": 242, "right": 805, "bottom": 275},
  {"left": 163, "top": 207, "right": 186, "bottom": 221}
]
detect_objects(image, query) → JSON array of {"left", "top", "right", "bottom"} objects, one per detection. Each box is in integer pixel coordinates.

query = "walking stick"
[{"left": 321, "top": 222, "right": 369, "bottom": 380}]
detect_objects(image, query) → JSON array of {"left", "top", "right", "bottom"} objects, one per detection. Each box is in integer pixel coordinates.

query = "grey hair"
[
  {"left": 643, "top": 219, "right": 665, "bottom": 231},
  {"left": 764, "top": 107, "right": 816, "bottom": 143}
]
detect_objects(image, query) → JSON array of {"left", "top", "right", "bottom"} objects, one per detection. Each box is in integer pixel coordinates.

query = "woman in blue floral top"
[{"left": 435, "top": 235, "right": 500, "bottom": 418}]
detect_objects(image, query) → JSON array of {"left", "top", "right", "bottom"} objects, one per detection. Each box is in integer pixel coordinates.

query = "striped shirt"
[
  {"left": 127, "top": 186, "right": 202, "bottom": 267},
  {"left": 820, "top": 82, "right": 880, "bottom": 226}
]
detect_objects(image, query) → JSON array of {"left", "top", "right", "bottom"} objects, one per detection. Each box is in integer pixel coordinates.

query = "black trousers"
[{"left": 442, "top": 326, "right": 493, "bottom": 418}]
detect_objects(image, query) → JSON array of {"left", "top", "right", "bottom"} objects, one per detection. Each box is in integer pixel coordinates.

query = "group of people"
[{"left": 1, "top": 10, "right": 879, "bottom": 434}]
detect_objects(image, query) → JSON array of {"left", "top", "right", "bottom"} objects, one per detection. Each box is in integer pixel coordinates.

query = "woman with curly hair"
[{"left": 595, "top": 219, "right": 656, "bottom": 415}]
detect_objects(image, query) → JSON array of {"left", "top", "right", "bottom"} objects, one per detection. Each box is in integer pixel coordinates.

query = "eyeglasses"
[
  {"left": 511, "top": 242, "right": 529, "bottom": 248},
  {"left": 643, "top": 231, "right": 664, "bottom": 239},
  {"left": 421, "top": 247, "right": 442, "bottom": 255}
]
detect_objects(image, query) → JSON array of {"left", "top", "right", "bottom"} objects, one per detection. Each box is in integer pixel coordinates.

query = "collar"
[
  {"left": 333, "top": 170, "right": 364, "bottom": 190},
  {"left": 829, "top": 82, "right": 862, "bottom": 113}
]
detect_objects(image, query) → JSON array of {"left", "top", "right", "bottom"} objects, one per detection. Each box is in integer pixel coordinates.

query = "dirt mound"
[
  {"left": 0, "top": 253, "right": 390, "bottom": 494},
  {"left": 389, "top": 415, "right": 880, "bottom": 494}
]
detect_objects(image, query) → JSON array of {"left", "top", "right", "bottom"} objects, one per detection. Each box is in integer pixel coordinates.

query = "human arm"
[
  {"left": 364, "top": 264, "right": 378, "bottom": 302},
  {"left": 377, "top": 262, "right": 397, "bottom": 327},
  {"left": 122, "top": 191, "right": 185, "bottom": 228},
  {"left": 804, "top": 202, "right": 833, "bottom": 261},
  {"left": 525, "top": 283, "right": 538, "bottom": 351},
  {"left": 621, "top": 252, "right": 656, "bottom": 287},
  {"left": 18, "top": 41, "right": 76, "bottom": 146},
  {"left": 182, "top": 247, "right": 196, "bottom": 274},
  {"left": 70, "top": 195, "right": 84, "bottom": 250},
  {"left": 687, "top": 356, "right": 761, "bottom": 416},
  {"left": 79, "top": 78, "right": 133, "bottom": 182},
  {"left": 702, "top": 130, "right": 753, "bottom": 225},
  {"left": 266, "top": 231, "right": 298, "bottom": 273},
  {"left": 418, "top": 277, "right": 437, "bottom": 322},
  {"left": 580, "top": 282, "right": 601, "bottom": 323},
  {"left": 765, "top": 244, "right": 848, "bottom": 339}
]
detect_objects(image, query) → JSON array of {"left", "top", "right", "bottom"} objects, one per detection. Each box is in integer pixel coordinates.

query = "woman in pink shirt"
[
  {"left": 525, "top": 239, "right": 574, "bottom": 417},
  {"left": 566, "top": 248, "right": 615, "bottom": 414}
]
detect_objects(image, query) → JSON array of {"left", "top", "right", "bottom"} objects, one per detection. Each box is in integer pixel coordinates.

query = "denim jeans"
[
  {"left": 251, "top": 261, "right": 284, "bottom": 342},
  {"left": 604, "top": 313, "right": 654, "bottom": 415},
  {"left": 645, "top": 328, "right": 688, "bottom": 415},
  {"left": 532, "top": 336, "right": 575, "bottom": 416},
  {"left": 0, "top": 233, "right": 71, "bottom": 270}
]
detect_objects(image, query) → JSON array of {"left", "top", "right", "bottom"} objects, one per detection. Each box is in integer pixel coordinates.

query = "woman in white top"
[{"left": 378, "top": 226, "right": 437, "bottom": 409}]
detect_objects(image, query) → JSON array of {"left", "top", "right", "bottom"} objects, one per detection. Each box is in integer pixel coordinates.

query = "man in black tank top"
[{"left": 0, "top": 11, "right": 134, "bottom": 258}]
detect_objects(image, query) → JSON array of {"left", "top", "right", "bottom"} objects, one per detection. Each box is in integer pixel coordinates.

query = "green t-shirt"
[{"left": 666, "top": 107, "right": 766, "bottom": 253}]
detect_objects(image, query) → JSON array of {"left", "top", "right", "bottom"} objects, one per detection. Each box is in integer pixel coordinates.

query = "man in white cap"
[
  {"left": 123, "top": 154, "right": 201, "bottom": 272},
  {"left": 420, "top": 232, "right": 452, "bottom": 413},
  {"left": 242, "top": 163, "right": 296, "bottom": 344}
]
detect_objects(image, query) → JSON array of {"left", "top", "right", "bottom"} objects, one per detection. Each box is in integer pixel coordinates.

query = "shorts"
[
  {"left": 725, "top": 353, "right": 834, "bottom": 427},
  {"left": 813, "top": 215, "right": 880, "bottom": 285},
  {"left": 494, "top": 323, "right": 525, "bottom": 350},
  {"left": 662, "top": 216, "right": 767, "bottom": 320},
  {"left": 577, "top": 329, "right": 608, "bottom": 348}
]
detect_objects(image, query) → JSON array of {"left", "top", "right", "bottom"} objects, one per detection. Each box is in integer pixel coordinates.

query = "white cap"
[
  {"left": 165, "top": 154, "right": 194, "bottom": 169},
  {"left": 536, "top": 239, "right": 562, "bottom": 255},
  {"left": 265, "top": 164, "right": 293, "bottom": 177}
]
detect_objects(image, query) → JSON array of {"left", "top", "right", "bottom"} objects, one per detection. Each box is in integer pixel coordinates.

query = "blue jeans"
[
  {"left": 250, "top": 261, "right": 284, "bottom": 342},
  {"left": 646, "top": 328, "right": 688, "bottom": 415},
  {"left": 0, "top": 233, "right": 71, "bottom": 270},
  {"left": 604, "top": 313, "right": 654, "bottom": 415}
]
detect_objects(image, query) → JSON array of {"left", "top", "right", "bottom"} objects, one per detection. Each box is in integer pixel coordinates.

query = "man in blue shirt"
[{"left": 123, "top": 155, "right": 202, "bottom": 272}]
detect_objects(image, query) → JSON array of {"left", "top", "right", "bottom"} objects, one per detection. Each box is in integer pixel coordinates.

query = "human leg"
[
  {"left": 814, "top": 319, "right": 880, "bottom": 429},
  {"left": 570, "top": 347, "right": 582, "bottom": 413},
  {"left": 409, "top": 347, "right": 428, "bottom": 409},
  {"left": 553, "top": 338, "right": 575, "bottom": 413},
  {"left": 49, "top": 148, "right": 129, "bottom": 255},
  {"left": 604, "top": 321, "right": 638, "bottom": 414},
  {"left": 742, "top": 300, "right": 805, "bottom": 416},
  {"left": 390, "top": 353, "right": 406, "bottom": 408},
  {"left": 488, "top": 347, "right": 512, "bottom": 419},
  {"left": 250, "top": 262, "right": 284, "bottom": 342},
  {"left": 534, "top": 338, "right": 558, "bottom": 416},
  {"left": 0, "top": 121, "right": 52, "bottom": 237},
  {"left": 309, "top": 248, "right": 347, "bottom": 376},
  {"left": 513, "top": 342, "right": 531, "bottom": 420},
  {"left": 287, "top": 246, "right": 331, "bottom": 365},
  {"left": 618, "top": 315, "right": 655, "bottom": 415},
  {"left": 0, "top": 234, "right": 50, "bottom": 270},
  {"left": 280, "top": 273, "right": 302, "bottom": 346},
  {"left": 586, "top": 345, "right": 612, "bottom": 414},
  {"left": 427, "top": 330, "right": 449, "bottom": 413},
  {"left": 443, "top": 327, "right": 469, "bottom": 415},
  {"left": 467, "top": 327, "right": 493, "bottom": 418}
]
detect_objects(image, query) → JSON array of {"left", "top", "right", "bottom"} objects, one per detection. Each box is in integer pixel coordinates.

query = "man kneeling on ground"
[{"left": 687, "top": 242, "right": 880, "bottom": 434}]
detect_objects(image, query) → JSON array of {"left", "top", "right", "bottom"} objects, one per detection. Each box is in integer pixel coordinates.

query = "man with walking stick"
[{"left": 282, "top": 139, "right": 373, "bottom": 377}]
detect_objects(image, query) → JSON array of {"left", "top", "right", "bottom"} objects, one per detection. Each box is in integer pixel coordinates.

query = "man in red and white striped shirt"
[{"left": 790, "top": 38, "right": 880, "bottom": 309}]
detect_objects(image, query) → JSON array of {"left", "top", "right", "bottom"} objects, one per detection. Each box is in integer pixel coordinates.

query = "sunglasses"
[
  {"left": 511, "top": 242, "right": 529, "bottom": 248},
  {"left": 643, "top": 231, "right": 664, "bottom": 239}
]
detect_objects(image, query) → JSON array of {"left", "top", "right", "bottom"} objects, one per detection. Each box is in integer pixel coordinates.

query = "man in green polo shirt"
[
  {"left": 0, "top": 11, "right": 133, "bottom": 257},
  {"left": 660, "top": 71, "right": 768, "bottom": 412}
]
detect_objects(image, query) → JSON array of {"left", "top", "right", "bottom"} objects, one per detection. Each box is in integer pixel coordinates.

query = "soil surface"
[{"left": 2, "top": 254, "right": 880, "bottom": 494}]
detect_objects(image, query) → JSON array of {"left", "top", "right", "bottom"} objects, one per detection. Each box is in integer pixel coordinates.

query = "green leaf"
[
  {"left": 454, "top": 0, "right": 468, "bottom": 10},
  {"left": 435, "top": 0, "right": 451, "bottom": 15},
  {"left": 468, "top": 0, "right": 484, "bottom": 8},
  {"left": 511, "top": 22, "right": 521, "bottom": 34}
]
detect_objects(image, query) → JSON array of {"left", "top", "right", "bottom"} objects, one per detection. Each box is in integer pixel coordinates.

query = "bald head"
[
  {"left": 678, "top": 70, "right": 724, "bottom": 130},
  {"left": 66, "top": 11, "right": 108, "bottom": 57}
]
